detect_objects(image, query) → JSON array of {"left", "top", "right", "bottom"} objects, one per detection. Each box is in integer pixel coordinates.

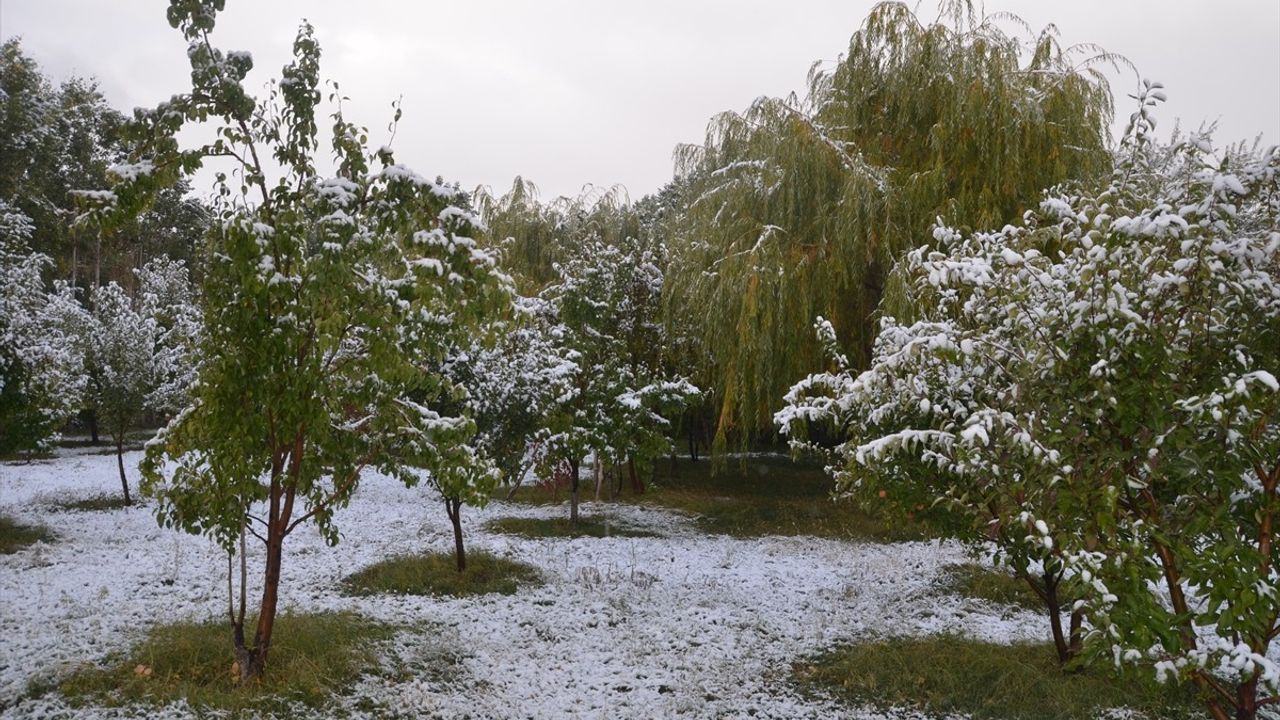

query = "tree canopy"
[{"left": 666, "top": 0, "right": 1118, "bottom": 447}]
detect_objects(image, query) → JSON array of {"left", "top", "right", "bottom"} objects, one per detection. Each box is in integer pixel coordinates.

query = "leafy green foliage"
[
  {"left": 86, "top": 0, "right": 508, "bottom": 681},
  {"left": 667, "top": 1, "right": 1116, "bottom": 445}
]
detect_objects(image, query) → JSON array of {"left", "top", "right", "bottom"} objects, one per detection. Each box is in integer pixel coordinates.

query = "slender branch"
[{"left": 284, "top": 453, "right": 374, "bottom": 536}]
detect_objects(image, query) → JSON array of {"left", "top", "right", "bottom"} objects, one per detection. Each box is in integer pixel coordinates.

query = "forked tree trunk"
[
  {"left": 445, "top": 497, "right": 466, "bottom": 572},
  {"left": 115, "top": 436, "right": 132, "bottom": 506},
  {"left": 236, "top": 530, "right": 284, "bottom": 684}
]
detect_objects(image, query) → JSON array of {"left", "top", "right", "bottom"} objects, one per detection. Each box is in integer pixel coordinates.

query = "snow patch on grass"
[{"left": 0, "top": 452, "right": 1047, "bottom": 718}]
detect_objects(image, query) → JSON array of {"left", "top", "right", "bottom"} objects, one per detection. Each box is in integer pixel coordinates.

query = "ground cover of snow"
[{"left": 1, "top": 450, "right": 1050, "bottom": 719}]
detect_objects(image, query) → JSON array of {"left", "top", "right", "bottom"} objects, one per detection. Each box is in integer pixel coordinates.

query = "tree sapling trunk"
[
  {"left": 115, "top": 434, "right": 132, "bottom": 506},
  {"left": 569, "top": 457, "right": 581, "bottom": 524},
  {"left": 445, "top": 497, "right": 466, "bottom": 572}
]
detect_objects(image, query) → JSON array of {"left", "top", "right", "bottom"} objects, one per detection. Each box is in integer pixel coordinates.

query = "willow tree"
[
  {"left": 665, "top": 1, "right": 1118, "bottom": 446},
  {"left": 474, "top": 178, "right": 640, "bottom": 294}
]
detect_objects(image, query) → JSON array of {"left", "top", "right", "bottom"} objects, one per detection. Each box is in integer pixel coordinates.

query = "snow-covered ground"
[{"left": 0, "top": 450, "right": 1047, "bottom": 719}]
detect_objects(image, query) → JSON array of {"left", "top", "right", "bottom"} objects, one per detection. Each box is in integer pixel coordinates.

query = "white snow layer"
[{"left": 1, "top": 450, "right": 1049, "bottom": 719}]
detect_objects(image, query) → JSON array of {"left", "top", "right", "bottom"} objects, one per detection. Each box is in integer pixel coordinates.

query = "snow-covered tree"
[
  {"left": 779, "top": 85, "right": 1280, "bottom": 718},
  {"left": 84, "top": 282, "right": 155, "bottom": 503},
  {"left": 0, "top": 203, "right": 89, "bottom": 455},
  {"left": 538, "top": 235, "right": 698, "bottom": 521},
  {"left": 446, "top": 297, "right": 579, "bottom": 492},
  {"left": 86, "top": 3, "right": 508, "bottom": 683},
  {"left": 135, "top": 255, "right": 200, "bottom": 416}
]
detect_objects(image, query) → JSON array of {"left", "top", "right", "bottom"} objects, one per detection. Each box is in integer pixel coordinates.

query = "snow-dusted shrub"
[{"left": 778, "top": 84, "right": 1280, "bottom": 718}]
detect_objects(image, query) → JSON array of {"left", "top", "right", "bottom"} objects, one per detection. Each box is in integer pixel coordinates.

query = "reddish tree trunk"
[{"left": 236, "top": 530, "right": 283, "bottom": 684}]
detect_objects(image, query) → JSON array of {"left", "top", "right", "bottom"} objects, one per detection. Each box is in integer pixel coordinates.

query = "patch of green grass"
[
  {"left": 646, "top": 455, "right": 941, "bottom": 541},
  {"left": 343, "top": 550, "right": 542, "bottom": 597},
  {"left": 941, "top": 563, "right": 1043, "bottom": 611},
  {"left": 54, "top": 494, "right": 133, "bottom": 513},
  {"left": 485, "top": 516, "right": 658, "bottom": 539},
  {"left": 0, "top": 515, "right": 53, "bottom": 553},
  {"left": 44, "top": 611, "right": 397, "bottom": 715},
  {"left": 500, "top": 454, "right": 946, "bottom": 541},
  {"left": 794, "top": 635, "right": 1205, "bottom": 720}
]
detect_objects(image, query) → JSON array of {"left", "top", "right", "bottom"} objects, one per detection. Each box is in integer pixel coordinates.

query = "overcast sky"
[{"left": 3, "top": 0, "right": 1278, "bottom": 201}]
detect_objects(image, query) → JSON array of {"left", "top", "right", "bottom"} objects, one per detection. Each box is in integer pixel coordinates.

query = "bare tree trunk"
[
  {"left": 445, "top": 497, "right": 466, "bottom": 572},
  {"left": 504, "top": 460, "right": 534, "bottom": 500},
  {"left": 115, "top": 435, "right": 132, "bottom": 506},
  {"left": 88, "top": 410, "right": 99, "bottom": 444},
  {"left": 593, "top": 457, "right": 603, "bottom": 502},
  {"left": 1235, "top": 680, "right": 1259, "bottom": 720},
  {"left": 569, "top": 457, "right": 580, "bottom": 524},
  {"left": 1044, "top": 571, "right": 1071, "bottom": 665}
]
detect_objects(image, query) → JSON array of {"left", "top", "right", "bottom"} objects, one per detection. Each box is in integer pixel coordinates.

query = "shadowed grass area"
[
  {"left": 502, "top": 454, "right": 942, "bottom": 541},
  {"left": 343, "top": 550, "right": 542, "bottom": 597},
  {"left": 793, "top": 636, "right": 1204, "bottom": 720},
  {"left": 485, "top": 516, "right": 658, "bottom": 539},
  {"left": 43, "top": 612, "right": 397, "bottom": 715},
  {"left": 0, "top": 515, "right": 53, "bottom": 553},
  {"left": 53, "top": 494, "right": 133, "bottom": 513},
  {"left": 941, "top": 562, "right": 1043, "bottom": 611}
]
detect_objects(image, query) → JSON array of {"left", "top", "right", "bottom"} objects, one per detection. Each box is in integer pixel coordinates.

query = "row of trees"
[
  {"left": 1, "top": 39, "right": 208, "bottom": 288},
  {"left": 778, "top": 84, "right": 1280, "bottom": 718},
  {"left": 6, "top": 1, "right": 1273, "bottom": 715},
  {"left": 1, "top": 37, "right": 208, "bottom": 495},
  {"left": 0, "top": 204, "right": 199, "bottom": 502},
  {"left": 46, "top": 0, "right": 703, "bottom": 683}
]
